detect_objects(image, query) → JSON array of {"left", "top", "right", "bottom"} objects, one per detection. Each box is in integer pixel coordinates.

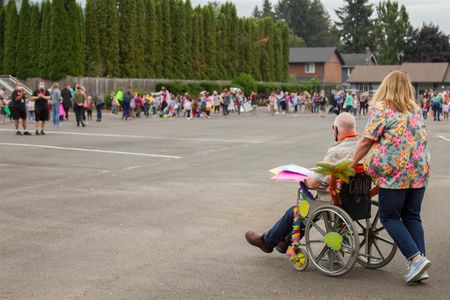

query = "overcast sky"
[{"left": 191, "top": 0, "right": 450, "bottom": 34}]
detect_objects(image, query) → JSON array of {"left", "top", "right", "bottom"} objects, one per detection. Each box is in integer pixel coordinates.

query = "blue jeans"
[
  {"left": 52, "top": 104, "right": 60, "bottom": 125},
  {"left": 96, "top": 103, "right": 104, "bottom": 121},
  {"left": 28, "top": 111, "right": 35, "bottom": 122},
  {"left": 379, "top": 188, "right": 426, "bottom": 260},
  {"left": 262, "top": 206, "right": 305, "bottom": 248},
  {"left": 433, "top": 105, "right": 441, "bottom": 120}
]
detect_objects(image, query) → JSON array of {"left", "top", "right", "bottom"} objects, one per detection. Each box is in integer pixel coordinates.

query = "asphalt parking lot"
[{"left": 1, "top": 111, "right": 449, "bottom": 300}]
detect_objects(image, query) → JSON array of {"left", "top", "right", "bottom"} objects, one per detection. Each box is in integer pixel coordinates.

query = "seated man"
[{"left": 245, "top": 113, "right": 359, "bottom": 253}]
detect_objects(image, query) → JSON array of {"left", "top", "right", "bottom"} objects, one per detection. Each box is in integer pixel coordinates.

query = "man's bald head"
[{"left": 334, "top": 113, "right": 357, "bottom": 134}]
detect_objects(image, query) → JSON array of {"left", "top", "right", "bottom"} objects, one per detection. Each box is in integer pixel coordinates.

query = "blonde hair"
[
  {"left": 372, "top": 71, "right": 418, "bottom": 113},
  {"left": 52, "top": 82, "right": 59, "bottom": 89}
]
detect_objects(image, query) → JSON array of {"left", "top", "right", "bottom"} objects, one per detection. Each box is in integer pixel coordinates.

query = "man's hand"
[{"left": 305, "top": 177, "right": 320, "bottom": 190}]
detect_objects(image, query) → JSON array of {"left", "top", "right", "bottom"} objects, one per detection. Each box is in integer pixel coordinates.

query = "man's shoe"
[
  {"left": 404, "top": 256, "right": 431, "bottom": 284},
  {"left": 40, "top": 131, "right": 45, "bottom": 135},
  {"left": 23, "top": 131, "right": 31, "bottom": 135},
  {"left": 35, "top": 130, "right": 40, "bottom": 136},
  {"left": 16, "top": 131, "right": 22, "bottom": 135},
  {"left": 275, "top": 241, "right": 290, "bottom": 254},
  {"left": 245, "top": 231, "right": 273, "bottom": 253}
]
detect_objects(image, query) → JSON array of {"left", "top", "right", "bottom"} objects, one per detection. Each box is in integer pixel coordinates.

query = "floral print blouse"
[{"left": 362, "top": 104, "right": 430, "bottom": 189}]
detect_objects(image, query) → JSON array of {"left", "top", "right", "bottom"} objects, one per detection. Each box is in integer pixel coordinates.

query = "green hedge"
[
  {"left": 103, "top": 76, "right": 322, "bottom": 108},
  {"left": 155, "top": 77, "right": 320, "bottom": 98}
]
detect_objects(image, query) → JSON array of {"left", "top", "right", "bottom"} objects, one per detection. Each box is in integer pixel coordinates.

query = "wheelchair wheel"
[
  {"left": 290, "top": 248, "right": 309, "bottom": 271},
  {"left": 356, "top": 200, "right": 398, "bottom": 269},
  {"left": 305, "top": 205, "right": 359, "bottom": 277}
]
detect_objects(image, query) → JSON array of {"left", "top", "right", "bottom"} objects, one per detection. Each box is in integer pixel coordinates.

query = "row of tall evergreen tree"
[
  {"left": 0, "top": 0, "right": 290, "bottom": 81},
  {"left": 254, "top": 0, "right": 450, "bottom": 65}
]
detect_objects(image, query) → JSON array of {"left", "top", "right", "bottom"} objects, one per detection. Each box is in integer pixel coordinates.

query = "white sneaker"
[
  {"left": 404, "top": 257, "right": 431, "bottom": 284},
  {"left": 407, "top": 262, "right": 430, "bottom": 282}
]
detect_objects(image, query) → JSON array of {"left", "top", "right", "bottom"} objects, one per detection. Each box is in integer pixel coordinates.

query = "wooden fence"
[{"left": 23, "top": 77, "right": 231, "bottom": 99}]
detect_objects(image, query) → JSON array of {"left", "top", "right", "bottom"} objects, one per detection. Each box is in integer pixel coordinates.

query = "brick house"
[{"left": 288, "top": 47, "right": 345, "bottom": 84}]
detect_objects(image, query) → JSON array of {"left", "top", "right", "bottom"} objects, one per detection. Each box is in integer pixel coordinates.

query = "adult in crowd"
[
  {"left": 245, "top": 113, "right": 359, "bottom": 254},
  {"left": 50, "top": 82, "right": 62, "bottom": 127},
  {"left": 352, "top": 93, "right": 359, "bottom": 116},
  {"left": 251, "top": 92, "right": 259, "bottom": 116},
  {"left": 351, "top": 71, "right": 431, "bottom": 284},
  {"left": 11, "top": 83, "right": 31, "bottom": 135},
  {"left": 73, "top": 85, "right": 86, "bottom": 127},
  {"left": 344, "top": 92, "right": 353, "bottom": 113},
  {"left": 222, "top": 88, "right": 230, "bottom": 116},
  {"left": 359, "top": 92, "right": 369, "bottom": 116},
  {"left": 95, "top": 94, "right": 105, "bottom": 122},
  {"left": 335, "top": 91, "right": 344, "bottom": 114},
  {"left": 432, "top": 92, "right": 443, "bottom": 121},
  {"left": 32, "top": 81, "right": 51, "bottom": 135},
  {"left": 122, "top": 87, "right": 132, "bottom": 120},
  {"left": 319, "top": 91, "right": 327, "bottom": 117},
  {"left": 61, "top": 83, "right": 73, "bottom": 121},
  {"left": 327, "top": 90, "right": 338, "bottom": 115}
]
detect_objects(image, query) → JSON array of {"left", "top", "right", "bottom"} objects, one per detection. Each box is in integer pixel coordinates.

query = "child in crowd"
[
  {"left": 143, "top": 95, "right": 150, "bottom": 117},
  {"left": 135, "top": 94, "right": 142, "bottom": 118},
  {"left": 183, "top": 97, "right": 192, "bottom": 119},
  {"left": 86, "top": 96, "right": 94, "bottom": 121},
  {"left": 151, "top": 95, "right": 158, "bottom": 116},
  {"left": 111, "top": 92, "right": 119, "bottom": 114},
  {"left": 27, "top": 98, "right": 35, "bottom": 123},
  {"left": 0, "top": 97, "right": 7, "bottom": 124}
]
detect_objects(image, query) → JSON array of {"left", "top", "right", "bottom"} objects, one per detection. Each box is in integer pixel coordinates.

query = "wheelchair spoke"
[
  {"left": 332, "top": 215, "right": 340, "bottom": 231},
  {"left": 341, "top": 242, "right": 353, "bottom": 252},
  {"left": 355, "top": 220, "right": 366, "bottom": 231},
  {"left": 336, "top": 250, "right": 345, "bottom": 266},
  {"left": 315, "top": 245, "right": 329, "bottom": 263},
  {"left": 359, "top": 237, "right": 366, "bottom": 247},
  {"left": 373, "top": 234, "right": 395, "bottom": 246},
  {"left": 373, "top": 227, "right": 385, "bottom": 234},
  {"left": 322, "top": 212, "right": 332, "bottom": 232},
  {"left": 371, "top": 211, "right": 380, "bottom": 230},
  {"left": 373, "top": 239, "right": 386, "bottom": 261},
  {"left": 328, "top": 250, "right": 335, "bottom": 271},
  {"left": 311, "top": 221, "right": 327, "bottom": 237},
  {"left": 338, "top": 224, "right": 350, "bottom": 236},
  {"left": 308, "top": 239, "right": 324, "bottom": 243}
]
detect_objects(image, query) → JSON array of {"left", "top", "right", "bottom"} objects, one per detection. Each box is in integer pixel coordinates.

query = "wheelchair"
[{"left": 287, "top": 165, "right": 398, "bottom": 277}]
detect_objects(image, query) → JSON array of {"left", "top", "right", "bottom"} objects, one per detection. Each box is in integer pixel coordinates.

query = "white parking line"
[
  {"left": 0, "top": 143, "right": 182, "bottom": 159},
  {"left": 0, "top": 128, "right": 263, "bottom": 144},
  {"left": 438, "top": 135, "right": 450, "bottom": 142}
]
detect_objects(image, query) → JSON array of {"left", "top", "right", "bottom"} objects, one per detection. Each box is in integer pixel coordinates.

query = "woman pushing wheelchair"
[{"left": 245, "top": 71, "right": 431, "bottom": 284}]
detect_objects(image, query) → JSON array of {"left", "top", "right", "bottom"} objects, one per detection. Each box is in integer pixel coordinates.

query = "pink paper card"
[{"left": 271, "top": 171, "right": 308, "bottom": 182}]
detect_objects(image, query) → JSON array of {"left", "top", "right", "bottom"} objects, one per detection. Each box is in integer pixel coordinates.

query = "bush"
[
  {"left": 232, "top": 73, "right": 257, "bottom": 94},
  {"left": 256, "top": 82, "right": 278, "bottom": 97}
]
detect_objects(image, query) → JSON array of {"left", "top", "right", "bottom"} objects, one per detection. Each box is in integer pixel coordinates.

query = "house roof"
[
  {"left": 347, "top": 65, "right": 400, "bottom": 83},
  {"left": 289, "top": 47, "right": 345, "bottom": 64},
  {"left": 347, "top": 63, "right": 450, "bottom": 83},
  {"left": 444, "top": 66, "right": 450, "bottom": 83},
  {"left": 401, "top": 63, "right": 449, "bottom": 83},
  {"left": 341, "top": 53, "right": 376, "bottom": 67}
]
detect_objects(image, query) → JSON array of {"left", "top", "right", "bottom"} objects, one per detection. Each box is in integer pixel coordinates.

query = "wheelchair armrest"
[{"left": 369, "top": 185, "right": 380, "bottom": 198}]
